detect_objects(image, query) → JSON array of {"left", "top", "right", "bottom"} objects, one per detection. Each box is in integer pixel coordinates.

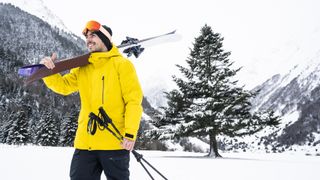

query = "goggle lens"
[{"left": 82, "top": 20, "right": 101, "bottom": 35}]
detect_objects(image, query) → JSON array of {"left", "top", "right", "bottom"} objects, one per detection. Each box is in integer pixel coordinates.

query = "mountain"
[
  {"left": 232, "top": 27, "right": 320, "bottom": 153},
  {"left": 0, "top": 2, "right": 88, "bottom": 146},
  {"left": 0, "top": 3, "right": 86, "bottom": 64},
  {"left": 0, "top": 0, "right": 69, "bottom": 32}
]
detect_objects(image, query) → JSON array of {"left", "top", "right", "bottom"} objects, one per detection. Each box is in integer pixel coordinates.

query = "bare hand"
[
  {"left": 40, "top": 53, "right": 57, "bottom": 69},
  {"left": 121, "top": 138, "right": 135, "bottom": 151}
]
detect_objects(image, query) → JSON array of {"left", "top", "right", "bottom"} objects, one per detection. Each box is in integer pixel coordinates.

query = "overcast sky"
[{"left": 41, "top": 0, "right": 320, "bottom": 90}]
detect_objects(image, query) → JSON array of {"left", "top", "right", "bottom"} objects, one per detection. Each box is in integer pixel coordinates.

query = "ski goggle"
[{"left": 82, "top": 20, "right": 112, "bottom": 41}]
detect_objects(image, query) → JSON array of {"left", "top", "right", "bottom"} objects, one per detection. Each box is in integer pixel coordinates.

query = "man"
[{"left": 40, "top": 20, "right": 143, "bottom": 180}]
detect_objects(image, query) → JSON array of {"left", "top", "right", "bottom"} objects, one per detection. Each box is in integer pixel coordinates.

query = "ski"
[
  {"left": 118, "top": 30, "right": 176, "bottom": 48},
  {"left": 20, "top": 53, "right": 91, "bottom": 85},
  {"left": 119, "top": 30, "right": 177, "bottom": 58},
  {"left": 18, "top": 30, "right": 179, "bottom": 85}
]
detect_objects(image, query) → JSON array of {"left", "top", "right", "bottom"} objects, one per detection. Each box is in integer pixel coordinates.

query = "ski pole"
[
  {"left": 88, "top": 107, "right": 169, "bottom": 180},
  {"left": 98, "top": 107, "right": 168, "bottom": 180},
  {"left": 132, "top": 150, "right": 168, "bottom": 180}
]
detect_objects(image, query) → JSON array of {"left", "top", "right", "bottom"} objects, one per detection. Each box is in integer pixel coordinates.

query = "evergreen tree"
[
  {"left": 160, "top": 25, "right": 280, "bottom": 157},
  {"left": 0, "top": 113, "right": 11, "bottom": 144},
  {"left": 36, "top": 110, "right": 59, "bottom": 146},
  {"left": 0, "top": 97, "right": 6, "bottom": 143},
  {"left": 6, "top": 107, "right": 30, "bottom": 145},
  {"left": 59, "top": 107, "right": 78, "bottom": 147}
]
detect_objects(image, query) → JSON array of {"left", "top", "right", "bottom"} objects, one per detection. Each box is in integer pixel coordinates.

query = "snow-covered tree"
[
  {"left": 159, "top": 25, "right": 280, "bottom": 157},
  {"left": 0, "top": 113, "right": 11, "bottom": 144},
  {"left": 36, "top": 110, "right": 59, "bottom": 146},
  {"left": 6, "top": 107, "right": 30, "bottom": 145},
  {"left": 59, "top": 107, "right": 78, "bottom": 147}
]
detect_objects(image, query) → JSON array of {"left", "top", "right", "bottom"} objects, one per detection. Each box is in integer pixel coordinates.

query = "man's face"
[{"left": 85, "top": 31, "right": 107, "bottom": 52}]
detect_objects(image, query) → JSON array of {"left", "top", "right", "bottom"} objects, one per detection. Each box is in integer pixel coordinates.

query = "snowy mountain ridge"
[
  {"left": 0, "top": 0, "right": 69, "bottom": 33},
  {"left": 252, "top": 51, "right": 320, "bottom": 114},
  {"left": 252, "top": 24, "right": 320, "bottom": 113},
  {"left": 240, "top": 27, "right": 320, "bottom": 152}
]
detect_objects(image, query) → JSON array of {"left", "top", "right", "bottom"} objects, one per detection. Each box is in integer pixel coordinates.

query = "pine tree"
[
  {"left": 6, "top": 107, "right": 30, "bottom": 145},
  {"left": 0, "top": 96, "right": 6, "bottom": 143},
  {"left": 36, "top": 110, "right": 59, "bottom": 146},
  {"left": 160, "top": 25, "right": 280, "bottom": 157},
  {"left": 59, "top": 107, "right": 78, "bottom": 147},
  {"left": 0, "top": 113, "right": 11, "bottom": 144}
]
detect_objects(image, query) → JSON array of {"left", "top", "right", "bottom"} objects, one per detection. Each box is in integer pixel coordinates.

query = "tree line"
[{"left": 0, "top": 47, "right": 79, "bottom": 147}]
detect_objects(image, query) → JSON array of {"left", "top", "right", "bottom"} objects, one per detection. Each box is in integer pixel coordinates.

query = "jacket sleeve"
[
  {"left": 42, "top": 68, "right": 79, "bottom": 95},
  {"left": 118, "top": 59, "right": 143, "bottom": 141}
]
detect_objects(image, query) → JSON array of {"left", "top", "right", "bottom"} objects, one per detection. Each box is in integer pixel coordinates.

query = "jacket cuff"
[
  {"left": 125, "top": 133, "right": 134, "bottom": 139},
  {"left": 124, "top": 133, "right": 136, "bottom": 140}
]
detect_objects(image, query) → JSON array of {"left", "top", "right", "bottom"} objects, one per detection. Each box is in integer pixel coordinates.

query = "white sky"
[{"left": 41, "top": 0, "right": 320, "bottom": 90}]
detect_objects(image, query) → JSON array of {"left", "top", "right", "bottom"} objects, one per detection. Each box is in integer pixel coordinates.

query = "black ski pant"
[{"left": 70, "top": 149, "right": 130, "bottom": 180}]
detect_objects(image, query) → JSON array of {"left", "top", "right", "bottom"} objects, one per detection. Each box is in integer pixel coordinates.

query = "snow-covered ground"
[{"left": 0, "top": 145, "right": 319, "bottom": 180}]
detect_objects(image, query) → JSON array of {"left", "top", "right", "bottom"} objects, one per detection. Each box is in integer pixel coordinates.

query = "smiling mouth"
[{"left": 87, "top": 42, "right": 95, "bottom": 48}]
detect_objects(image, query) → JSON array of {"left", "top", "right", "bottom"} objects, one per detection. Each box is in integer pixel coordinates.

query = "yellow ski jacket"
[{"left": 43, "top": 46, "right": 143, "bottom": 150}]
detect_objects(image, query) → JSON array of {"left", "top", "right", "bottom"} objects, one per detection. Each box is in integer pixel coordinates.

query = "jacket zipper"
[{"left": 102, "top": 76, "right": 105, "bottom": 105}]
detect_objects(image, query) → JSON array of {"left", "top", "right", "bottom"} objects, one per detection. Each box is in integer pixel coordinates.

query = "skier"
[{"left": 40, "top": 20, "right": 143, "bottom": 180}]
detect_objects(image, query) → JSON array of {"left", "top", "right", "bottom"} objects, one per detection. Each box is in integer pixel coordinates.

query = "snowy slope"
[
  {"left": 237, "top": 25, "right": 320, "bottom": 151},
  {"left": 0, "top": 145, "right": 319, "bottom": 180},
  {"left": 252, "top": 30, "right": 320, "bottom": 119},
  {"left": 0, "top": 0, "right": 70, "bottom": 32},
  {"left": 254, "top": 23, "right": 318, "bottom": 110}
]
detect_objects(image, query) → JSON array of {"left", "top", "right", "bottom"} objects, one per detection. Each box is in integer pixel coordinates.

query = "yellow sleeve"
[
  {"left": 42, "top": 68, "right": 79, "bottom": 95},
  {"left": 118, "top": 60, "right": 143, "bottom": 141}
]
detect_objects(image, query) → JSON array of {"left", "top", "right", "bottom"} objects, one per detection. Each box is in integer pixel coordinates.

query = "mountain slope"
[
  {"left": 0, "top": 0, "right": 69, "bottom": 32},
  {"left": 0, "top": 3, "right": 86, "bottom": 146},
  {"left": 0, "top": 3, "right": 86, "bottom": 64},
  {"left": 247, "top": 33, "right": 320, "bottom": 152}
]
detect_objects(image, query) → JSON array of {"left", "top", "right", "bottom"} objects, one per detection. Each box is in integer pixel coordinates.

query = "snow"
[
  {"left": 241, "top": 110, "right": 300, "bottom": 144},
  {"left": 0, "top": 145, "right": 319, "bottom": 180},
  {"left": 278, "top": 110, "right": 300, "bottom": 129},
  {"left": 0, "top": 0, "right": 70, "bottom": 32},
  {"left": 188, "top": 137, "right": 209, "bottom": 151},
  {"left": 313, "top": 132, "right": 320, "bottom": 142}
]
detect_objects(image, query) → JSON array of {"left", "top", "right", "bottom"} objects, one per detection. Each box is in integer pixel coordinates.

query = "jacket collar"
[{"left": 88, "top": 45, "right": 121, "bottom": 65}]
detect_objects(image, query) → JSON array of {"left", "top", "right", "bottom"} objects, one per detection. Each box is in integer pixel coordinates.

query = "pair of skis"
[{"left": 19, "top": 30, "right": 179, "bottom": 85}]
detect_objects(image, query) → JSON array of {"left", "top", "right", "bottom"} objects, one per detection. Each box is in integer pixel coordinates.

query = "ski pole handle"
[{"left": 99, "top": 107, "right": 123, "bottom": 137}]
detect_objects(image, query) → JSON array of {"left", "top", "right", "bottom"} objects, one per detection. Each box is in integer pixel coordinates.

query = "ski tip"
[
  {"left": 166, "top": 30, "right": 177, "bottom": 35},
  {"left": 18, "top": 64, "right": 44, "bottom": 77}
]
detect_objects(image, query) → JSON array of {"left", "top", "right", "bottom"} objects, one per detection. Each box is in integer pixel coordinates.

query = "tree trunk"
[{"left": 207, "top": 133, "right": 222, "bottom": 158}]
